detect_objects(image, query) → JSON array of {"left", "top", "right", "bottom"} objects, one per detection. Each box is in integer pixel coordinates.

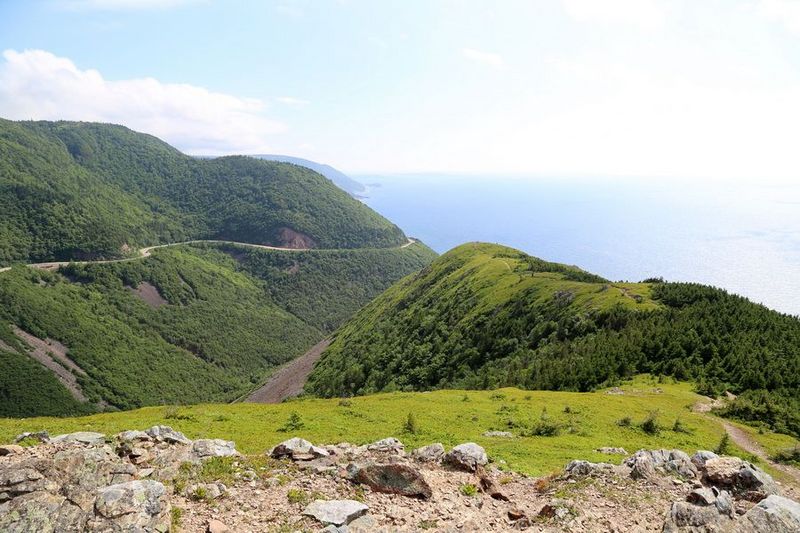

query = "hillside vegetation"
[
  {"left": 0, "top": 377, "right": 795, "bottom": 478},
  {"left": 0, "top": 242, "right": 435, "bottom": 417},
  {"left": 307, "top": 243, "right": 800, "bottom": 436},
  {"left": 0, "top": 119, "right": 406, "bottom": 264}
]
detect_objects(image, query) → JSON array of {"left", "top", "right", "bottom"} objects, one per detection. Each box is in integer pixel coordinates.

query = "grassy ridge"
[
  {"left": 0, "top": 119, "right": 406, "bottom": 265},
  {"left": 1, "top": 377, "right": 795, "bottom": 478},
  {"left": 307, "top": 243, "right": 800, "bottom": 438},
  {"left": 0, "top": 242, "right": 436, "bottom": 416}
]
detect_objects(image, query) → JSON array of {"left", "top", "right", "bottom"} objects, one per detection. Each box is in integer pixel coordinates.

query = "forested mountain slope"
[
  {"left": 0, "top": 241, "right": 436, "bottom": 417},
  {"left": 307, "top": 243, "right": 800, "bottom": 435},
  {"left": 0, "top": 119, "right": 405, "bottom": 264},
  {"left": 252, "top": 154, "right": 365, "bottom": 196}
]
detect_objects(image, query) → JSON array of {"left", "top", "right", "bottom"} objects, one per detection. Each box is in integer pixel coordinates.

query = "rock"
[
  {"left": 145, "top": 425, "right": 191, "bottom": 445},
  {"left": 443, "top": 443, "right": 488, "bottom": 472},
  {"left": 0, "top": 459, "right": 59, "bottom": 498},
  {"left": 50, "top": 431, "right": 106, "bottom": 446},
  {"left": 53, "top": 446, "right": 137, "bottom": 510},
  {"left": 187, "top": 482, "right": 227, "bottom": 500},
  {"left": 192, "top": 438, "right": 238, "bottom": 459},
  {"left": 207, "top": 518, "right": 232, "bottom": 533},
  {"left": 508, "top": 508, "right": 527, "bottom": 521},
  {"left": 565, "top": 460, "right": 615, "bottom": 477},
  {"left": 367, "top": 437, "right": 404, "bottom": 453},
  {"left": 117, "top": 430, "right": 151, "bottom": 442},
  {"left": 348, "top": 514, "right": 378, "bottom": 532},
  {"left": 14, "top": 431, "right": 49, "bottom": 444},
  {"left": 297, "top": 456, "right": 337, "bottom": 474},
  {"left": 596, "top": 447, "right": 627, "bottom": 455},
  {"left": 686, "top": 487, "right": 718, "bottom": 506},
  {"left": 737, "top": 495, "right": 800, "bottom": 532},
  {"left": 625, "top": 449, "right": 698, "bottom": 480},
  {"left": 411, "top": 443, "right": 445, "bottom": 463},
  {"left": 0, "top": 490, "right": 88, "bottom": 532},
  {"left": 91, "top": 480, "right": 170, "bottom": 531},
  {"left": 690, "top": 450, "right": 718, "bottom": 469},
  {"left": 703, "top": 456, "right": 778, "bottom": 501},
  {"left": 347, "top": 462, "right": 432, "bottom": 499},
  {"left": 270, "top": 437, "right": 313, "bottom": 458},
  {"left": 303, "top": 499, "right": 369, "bottom": 526},
  {"left": 663, "top": 500, "right": 733, "bottom": 532},
  {"left": 129, "top": 447, "right": 150, "bottom": 465},
  {"left": 483, "top": 431, "right": 514, "bottom": 438},
  {"left": 0, "top": 444, "right": 24, "bottom": 456},
  {"left": 478, "top": 469, "right": 510, "bottom": 501}
]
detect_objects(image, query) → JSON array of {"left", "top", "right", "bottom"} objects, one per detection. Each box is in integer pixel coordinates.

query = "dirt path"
[
  {"left": 717, "top": 419, "right": 800, "bottom": 488},
  {"left": 245, "top": 338, "right": 331, "bottom": 403},
  {"left": 0, "top": 238, "right": 417, "bottom": 273}
]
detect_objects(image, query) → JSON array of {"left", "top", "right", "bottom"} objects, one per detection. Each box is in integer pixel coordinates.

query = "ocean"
[{"left": 359, "top": 174, "right": 800, "bottom": 317}]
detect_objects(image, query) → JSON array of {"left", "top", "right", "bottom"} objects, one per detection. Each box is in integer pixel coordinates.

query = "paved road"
[{"left": 0, "top": 238, "right": 417, "bottom": 273}]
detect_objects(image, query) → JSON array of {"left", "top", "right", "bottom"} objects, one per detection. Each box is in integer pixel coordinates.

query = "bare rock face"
[
  {"left": 302, "top": 499, "right": 369, "bottom": 526},
  {"left": 90, "top": 480, "right": 170, "bottom": 531},
  {"left": 443, "top": 443, "right": 488, "bottom": 472},
  {"left": 347, "top": 462, "right": 432, "bottom": 499},
  {"left": 703, "top": 456, "right": 778, "bottom": 501}
]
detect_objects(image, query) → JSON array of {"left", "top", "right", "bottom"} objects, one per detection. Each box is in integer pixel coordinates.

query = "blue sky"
[{"left": 1, "top": 0, "right": 799, "bottom": 180}]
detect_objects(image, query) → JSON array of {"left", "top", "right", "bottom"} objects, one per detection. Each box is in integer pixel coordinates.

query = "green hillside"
[
  {"left": 0, "top": 241, "right": 436, "bottom": 417},
  {"left": 307, "top": 243, "right": 800, "bottom": 436},
  {"left": 0, "top": 119, "right": 406, "bottom": 264},
  {"left": 1, "top": 377, "right": 796, "bottom": 479}
]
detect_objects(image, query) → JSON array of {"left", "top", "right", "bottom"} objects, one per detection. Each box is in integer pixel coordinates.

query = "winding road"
[{"left": 0, "top": 238, "right": 417, "bottom": 273}]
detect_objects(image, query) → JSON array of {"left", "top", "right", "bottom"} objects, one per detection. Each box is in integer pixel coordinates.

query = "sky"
[{"left": 1, "top": 0, "right": 800, "bottom": 180}]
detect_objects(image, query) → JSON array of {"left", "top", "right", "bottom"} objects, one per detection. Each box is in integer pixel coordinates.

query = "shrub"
[
  {"left": 287, "top": 489, "right": 308, "bottom": 504},
  {"left": 403, "top": 412, "right": 419, "bottom": 434},
  {"left": 170, "top": 507, "right": 182, "bottom": 530},
  {"left": 640, "top": 412, "right": 661, "bottom": 435},
  {"left": 460, "top": 483, "right": 478, "bottom": 496},
  {"left": 338, "top": 398, "right": 352, "bottom": 407},
  {"left": 715, "top": 433, "right": 731, "bottom": 455},
  {"left": 772, "top": 446, "right": 800, "bottom": 466},
  {"left": 672, "top": 418, "right": 692, "bottom": 434},
  {"left": 278, "top": 412, "right": 304, "bottom": 432},
  {"left": 617, "top": 416, "right": 632, "bottom": 427}
]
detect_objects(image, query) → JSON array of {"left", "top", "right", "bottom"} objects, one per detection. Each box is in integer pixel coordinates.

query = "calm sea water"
[{"left": 359, "top": 175, "right": 800, "bottom": 317}]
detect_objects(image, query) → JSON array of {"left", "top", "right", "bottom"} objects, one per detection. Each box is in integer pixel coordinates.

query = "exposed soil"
[
  {"left": 246, "top": 339, "right": 331, "bottom": 403},
  {"left": 12, "top": 325, "right": 87, "bottom": 402},
  {"left": 278, "top": 227, "right": 317, "bottom": 249},
  {"left": 128, "top": 281, "right": 168, "bottom": 308}
]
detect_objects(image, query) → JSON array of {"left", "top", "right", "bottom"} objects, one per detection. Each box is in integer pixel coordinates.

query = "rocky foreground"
[{"left": 1, "top": 428, "right": 799, "bottom": 532}]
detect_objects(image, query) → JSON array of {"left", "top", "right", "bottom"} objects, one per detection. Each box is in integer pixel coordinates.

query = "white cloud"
[
  {"left": 276, "top": 96, "right": 310, "bottom": 106},
  {"left": 0, "top": 49, "right": 285, "bottom": 154},
  {"left": 55, "top": 0, "right": 205, "bottom": 10},
  {"left": 461, "top": 48, "right": 505, "bottom": 69},
  {"left": 561, "top": 0, "right": 666, "bottom": 29},
  {"left": 756, "top": 0, "right": 800, "bottom": 33}
]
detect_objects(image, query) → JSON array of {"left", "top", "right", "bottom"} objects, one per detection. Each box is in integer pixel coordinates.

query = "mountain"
[
  {"left": 0, "top": 119, "right": 404, "bottom": 265},
  {"left": 0, "top": 241, "right": 436, "bottom": 417},
  {"left": 252, "top": 154, "right": 365, "bottom": 196},
  {"left": 306, "top": 242, "right": 800, "bottom": 436}
]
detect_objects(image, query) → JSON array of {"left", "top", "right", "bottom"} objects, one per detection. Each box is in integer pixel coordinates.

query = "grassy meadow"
[{"left": 2, "top": 376, "right": 796, "bottom": 479}]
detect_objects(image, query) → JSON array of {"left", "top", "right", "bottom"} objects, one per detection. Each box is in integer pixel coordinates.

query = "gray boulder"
[
  {"left": 90, "top": 480, "right": 170, "bottom": 531},
  {"left": 270, "top": 437, "right": 312, "bottom": 458},
  {"left": 662, "top": 488, "right": 735, "bottom": 532},
  {"left": 736, "top": 495, "right": 800, "bottom": 532},
  {"left": 483, "top": 431, "right": 514, "bottom": 438},
  {"left": 565, "top": 460, "right": 615, "bottom": 477},
  {"left": 444, "top": 443, "right": 488, "bottom": 472},
  {"left": 596, "top": 447, "right": 628, "bottom": 455},
  {"left": 690, "top": 450, "right": 718, "bottom": 469},
  {"left": 367, "top": 437, "right": 404, "bottom": 453},
  {"left": 117, "top": 430, "right": 151, "bottom": 443},
  {"left": 192, "top": 439, "right": 238, "bottom": 459},
  {"left": 625, "top": 449, "right": 698, "bottom": 480},
  {"left": 0, "top": 490, "right": 88, "bottom": 532},
  {"left": 145, "top": 425, "right": 191, "bottom": 445},
  {"left": 49, "top": 432, "right": 106, "bottom": 446},
  {"left": 303, "top": 499, "right": 369, "bottom": 526},
  {"left": 411, "top": 443, "right": 445, "bottom": 463},
  {"left": 14, "top": 431, "right": 49, "bottom": 444}
]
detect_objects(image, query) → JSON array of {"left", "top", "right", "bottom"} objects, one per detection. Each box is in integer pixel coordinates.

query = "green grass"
[{"left": 1, "top": 376, "right": 783, "bottom": 477}]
